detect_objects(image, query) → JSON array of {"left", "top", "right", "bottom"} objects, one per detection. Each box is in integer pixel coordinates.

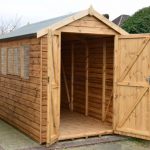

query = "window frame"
[{"left": 0, "top": 45, "right": 30, "bottom": 80}]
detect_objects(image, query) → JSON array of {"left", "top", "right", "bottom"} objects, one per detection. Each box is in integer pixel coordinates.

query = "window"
[
  {"left": 0, "top": 46, "right": 29, "bottom": 79},
  {"left": 7, "top": 48, "right": 20, "bottom": 75},
  {"left": 1, "top": 48, "right": 7, "bottom": 75},
  {"left": 21, "top": 46, "right": 29, "bottom": 79}
]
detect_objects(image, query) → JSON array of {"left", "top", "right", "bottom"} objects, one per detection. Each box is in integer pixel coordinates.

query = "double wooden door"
[{"left": 47, "top": 33, "right": 150, "bottom": 144}]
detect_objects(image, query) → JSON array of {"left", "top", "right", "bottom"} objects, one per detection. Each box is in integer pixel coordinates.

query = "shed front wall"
[
  {"left": 57, "top": 15, "right": 119, "bottom": 35},
  {"left": 45, "top": 15, "right": 120, "bottom": 144},
  {"left": 0, "top": 15, "right": 121, "bottom": 144},
  {"left": 0, "top": 37, "right": 45, "bottom": 143}
]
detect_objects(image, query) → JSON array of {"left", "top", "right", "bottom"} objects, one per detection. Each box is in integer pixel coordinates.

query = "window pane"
[
  {"left": 1, "top": 48, "right": 7, "bottom": 75},
  {"left": 8, "top": 48, "right": 14, "bottom": 74},
  {"left": 24, "top": 46, "right": 29, "bottom": 79},
  {"left": 21, "top": 46, "right": 29, "bottom": 79},
  {"left": 14, "top": 48, "right": 20, "bottom": 75}
]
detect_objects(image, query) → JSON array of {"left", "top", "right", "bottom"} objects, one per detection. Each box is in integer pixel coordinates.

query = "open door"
[
  {"left": 114, "top": 35, "right": 150, "bottom": 140},
  {"left": 47, "top": 30, "right": 61, "bottom": 144}
]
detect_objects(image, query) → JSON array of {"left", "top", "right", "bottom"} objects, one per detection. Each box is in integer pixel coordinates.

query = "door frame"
[{"left": 47, "top": 31, "right": 117, "bottom": 144}]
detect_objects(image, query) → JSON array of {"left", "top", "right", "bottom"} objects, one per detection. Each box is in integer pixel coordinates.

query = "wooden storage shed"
[{"left": 0, "top": 7, "right": 150, "bottom": 144}]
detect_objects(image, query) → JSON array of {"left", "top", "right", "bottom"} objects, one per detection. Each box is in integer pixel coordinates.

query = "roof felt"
[{"left": 0, "top": 13, "right": 76, "bottom": 40}]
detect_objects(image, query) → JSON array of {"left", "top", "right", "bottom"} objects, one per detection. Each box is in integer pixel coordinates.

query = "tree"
[
  {"left": 0, "top": 15, "right": 22, "bottom": 35},
  {"left": 122, "top": 6, "right": 150, "bottom": 33}
]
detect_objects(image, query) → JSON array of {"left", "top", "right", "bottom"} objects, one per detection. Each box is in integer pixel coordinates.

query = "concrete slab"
[
  {"left": 0, "top": 120, "right": 41, "bottom": 150},
  {"left": 1, "top": 119, "right": 150, "bottom": 150},
  {"left": 50, "top": 135, "right": 127, "bottom": 149},
  {"left": 66, "top": 139, "right": 150, "bottom": 150}
]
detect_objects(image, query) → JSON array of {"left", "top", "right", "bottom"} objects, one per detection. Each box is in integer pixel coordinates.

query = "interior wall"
[
  {"left": 88, "top": 38, "right": 103, "bottom": 119},
  {"left": 61, "top": 34, "right": 114, "bottom": 123},
  {"left": 105, "top": 38, "right": 114, "bottom": 123},
  {"left": 61, "top": 41, "right": 72, "bottom": 110}
]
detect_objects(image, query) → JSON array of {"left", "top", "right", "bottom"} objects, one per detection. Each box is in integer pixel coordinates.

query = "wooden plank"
[
  {"left": 85, "top": 41, "right": 89, "bottom": 116},
  {"left": 39, "top": 37, "right": 43, "bottom": 143},
  {"left": 47, "top": 30, "right": 52, "bottom": 144},
  {"left": 117, "top": 82, "right": 149, "bottom": 88},
  {"left": 118, "top": 87, "right": 149, "bottom": 128},
  {"left": 119, "top": 38, "right": 150, "bottom": 81},
  {"left": 71, "top": 43, "right": 74, "bottom": 112},
  {"left": 102, "top": 39, "right": 106, "bottom": 121},
  {"left": 119, "top": 34, "right": 150, "bottom": 39},
  {"left": 113, "top": 35, "right": 119, "bottom": 129},
  {"left": 58, "top": 26, "right": 117, "bottom": 35}
]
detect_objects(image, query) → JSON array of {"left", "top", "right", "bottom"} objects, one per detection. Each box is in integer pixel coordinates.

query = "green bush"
[{"left": 122, "top": 6, "right": 150, "bottom": 33}]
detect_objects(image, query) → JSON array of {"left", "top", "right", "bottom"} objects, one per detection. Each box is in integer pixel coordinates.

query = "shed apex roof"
[
  {"left": 0, "top": 6, "right": 128, "bottom": 40},
  {"left": 0, "top": 13, "right": 76, "bottom": 40}
]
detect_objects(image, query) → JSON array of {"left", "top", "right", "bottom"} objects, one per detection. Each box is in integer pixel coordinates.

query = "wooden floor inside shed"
[{"left": 59, "top": 109, "right": 113, "bottom": 140}]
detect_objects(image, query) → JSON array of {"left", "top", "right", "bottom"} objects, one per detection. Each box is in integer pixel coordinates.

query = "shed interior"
[{"left": 60, "top": 33, "right": 114, "bottom": 140}]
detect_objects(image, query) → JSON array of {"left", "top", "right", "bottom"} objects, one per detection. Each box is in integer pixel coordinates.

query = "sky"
[{"left": 0, "top": 0, "right": 149, "bottom": 26}]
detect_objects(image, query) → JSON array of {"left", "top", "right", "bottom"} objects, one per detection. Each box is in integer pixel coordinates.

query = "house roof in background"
[{"left": 113, "top": 15, "right": 130, "bottom": 26}]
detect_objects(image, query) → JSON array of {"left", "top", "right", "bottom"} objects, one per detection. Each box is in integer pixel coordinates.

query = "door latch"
[{"left": 146, "top": 76, "right": 150, "bottom": 84}]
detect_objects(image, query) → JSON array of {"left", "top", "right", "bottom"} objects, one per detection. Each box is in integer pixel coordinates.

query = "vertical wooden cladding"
[
  {"left": 114, "top": 35, "right": 150, "bottom": 140},
  {"left": 61, "top": 40, "right": 87, "bottom": 114},
  {"left": 40, "top": 35, "right": 48, "bottom": 143},
  {"left": 74, "top": 40, "right": 86, "bottom": 114},
  {"left": 0, "top": 37, "right": 43, "bottom": 142},
  {"left": 88, "top": 37, "right": 114, "bottom": 122},
  {"left": 61, "top": 34, "right": 114, "bottom": 123},
  {"left": 61, "top": 41, "right": 71, "bottom": 110}
]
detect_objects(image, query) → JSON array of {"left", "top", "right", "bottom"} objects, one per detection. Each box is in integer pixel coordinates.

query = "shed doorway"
[{"left": 60, "top": 33, "right": 114, "bottom": 140}]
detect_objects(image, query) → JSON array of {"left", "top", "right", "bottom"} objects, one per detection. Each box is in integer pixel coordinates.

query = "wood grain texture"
[
  {"left": 61, "top": 34, "right": 114, "bottom": 123},
  {"left": 0, "top": 37, "right": 42, "bottom": 142},
  {"left": 59, "top": 109, "right": 112, "bottom": 140},
  {"left": 114, "top": 35, "right": 150, "bottom": 140}
]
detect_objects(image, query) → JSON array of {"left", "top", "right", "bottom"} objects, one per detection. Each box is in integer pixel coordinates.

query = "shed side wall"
[{"left": 0, "top": 37, "right": 42, "bottom": 142}]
